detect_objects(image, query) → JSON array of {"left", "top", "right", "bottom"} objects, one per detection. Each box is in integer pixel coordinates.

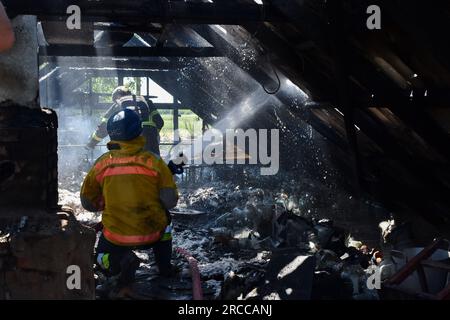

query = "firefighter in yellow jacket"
[{"left": 80, "top": 108, "right": 178, "bottom": 295}]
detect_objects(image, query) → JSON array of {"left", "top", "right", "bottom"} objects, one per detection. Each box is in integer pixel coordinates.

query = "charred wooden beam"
[
  {"left": 4, "top": 0, "right": 284, "bottom": 24},
  {"left": 192, "top": 25, "right": 281, "bottom": 93},
  {"left": 40, "top": 56, "right": 186, "bottom": 70},
  {"left": 326, "top": 0, "right": 364, "bottom": 192},
  {"left": 305, "top": 89, "right": 450, "bottom": 110},
  {"left": 42, "top": 67, "right": 173, "bottom": 79},
  {"left": 244, "top": 23, "right": 333, "bottom": 101},
  {"left": 391, "top": 99, "right": 450, "bottom": 162},
  {"left": 383, "top": 0, "right": 450, "bottom": 76},
  {"left": 148, "top": 71, "right": 222, "bottom": 124},
  {"left": 159, "top": 26, "right": 261, "bottom": 120},
  {"left": 39, "top": 45, "right": 222, "bottom": 58},
  {"left": 192, "top": 26, "right": 355, "bottom": 170},
  {"left": 353, "top": 108, "right": 450, "bottom": 219},
  {"left": 342, "top": 46, "right": 450, "bottom": 161},
  {"left": 192, "top": 25, "right": 351, "bottom": 155},
  {"left": 132, "top": 31, "right": 231, "bottom": 121},
  {"left": 93, "top": 23, "right": 163, "bottom": 34},
  {"left": 365, "top": 89, "right": 450, "bottom": 109}
]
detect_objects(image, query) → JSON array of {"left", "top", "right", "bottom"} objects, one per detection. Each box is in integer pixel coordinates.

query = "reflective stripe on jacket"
[
  {"left": 88, "top": 95, "right": 163, "bottom": 147},
  {"left": 80, "top": 135, "right": 178, "bottom": 246}
]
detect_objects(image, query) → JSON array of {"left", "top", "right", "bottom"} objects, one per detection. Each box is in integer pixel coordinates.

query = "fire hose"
[{"left": 175, "top": 247, "right": 204, "bottom": 301}]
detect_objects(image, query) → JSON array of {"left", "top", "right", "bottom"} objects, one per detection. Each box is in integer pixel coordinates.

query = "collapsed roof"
[{"left": 5, "top": 0, "right": 450, "bottom": 232}]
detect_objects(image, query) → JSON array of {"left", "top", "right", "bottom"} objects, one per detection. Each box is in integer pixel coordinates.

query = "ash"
[{"left": 58, "top": 168, "right": 390, "bottom": 300}]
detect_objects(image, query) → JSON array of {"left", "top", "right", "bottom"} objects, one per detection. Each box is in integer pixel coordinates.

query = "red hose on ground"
[{"left": 175, "top": 247, "right": 204, "bottom": 300}]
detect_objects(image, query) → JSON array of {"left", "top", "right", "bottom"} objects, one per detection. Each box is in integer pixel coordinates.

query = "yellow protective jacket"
[{"left": 80, "top": 136, "right": 178, "bottom": 246}]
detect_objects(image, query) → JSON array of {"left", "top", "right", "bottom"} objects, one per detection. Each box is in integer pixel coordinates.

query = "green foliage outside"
[
  {"left": 91, "top": 77, "right": 118, "bottom": 94},
  {"left": 84, "top": 77, "right": 137, "bottom": 103},
  {"left": 89, "top": 77, "right": 137, "bottom": 94},
  {"left": 159, "top": 110, "right": 203, "bottom": 143}
]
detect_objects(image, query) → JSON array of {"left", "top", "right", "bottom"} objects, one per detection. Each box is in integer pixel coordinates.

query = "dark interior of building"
[{"left": 1, "top": 0, "right": 450, "bottom": 301}]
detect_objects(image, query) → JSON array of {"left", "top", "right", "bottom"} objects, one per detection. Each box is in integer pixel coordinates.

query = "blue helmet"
[{"left": 107, "top": 109, "right": 143, "bottom": 141}]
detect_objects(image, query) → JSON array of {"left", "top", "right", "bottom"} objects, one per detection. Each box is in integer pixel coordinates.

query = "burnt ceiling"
[{"left": 4, "top": 0, "right": 450, "bottom": 231}]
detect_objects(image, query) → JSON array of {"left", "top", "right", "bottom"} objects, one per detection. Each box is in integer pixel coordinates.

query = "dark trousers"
[
  {"left": 143, "top": 126, "right": 160, "bottom": 156},
  {"left": 96, "top": 233, "right": 172, "bottom": 286}
]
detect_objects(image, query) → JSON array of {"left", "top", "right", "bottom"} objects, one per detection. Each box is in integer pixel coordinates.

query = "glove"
[
  {"left": 86, "top": 139, "right": 97, "bottom": 150},
  {"left": 168, "top": 160, "right": 184, "bottom": 175},
  {"left": 79, "top": 144, "right": 94, "bottom": 171},
  {"left": 168, "top": 152, "right": 187, "bottom": 175}
]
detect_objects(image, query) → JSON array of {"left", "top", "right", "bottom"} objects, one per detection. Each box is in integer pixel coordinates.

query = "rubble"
[
  {"left": 201, "top": 180, "right": 385, "bottom": 300},
  {"left": 55, "top": 172, "right": 390, "bottom": 300},
  {"left": 178, "top": 182, "right": 248, "bottom": 213},
  {"left": 58, "top": 188, "right": 101, "bottom": 224},
  {"left": 247, "top": 252, "right": 316, "bottom": 300},
  {"left": 163, "top": 179, "right": 449, "bottom": 301}
]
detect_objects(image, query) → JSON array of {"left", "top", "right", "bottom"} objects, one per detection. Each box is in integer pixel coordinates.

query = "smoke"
[
  {"left": 214, "top": 87, "right": 277, "bottom": 131},
  {"left": 57, "top": 108, "right": 106, "bottom": 190},
  {"left": 168, "top": 86, "right": 278, "bottom": 164}
]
